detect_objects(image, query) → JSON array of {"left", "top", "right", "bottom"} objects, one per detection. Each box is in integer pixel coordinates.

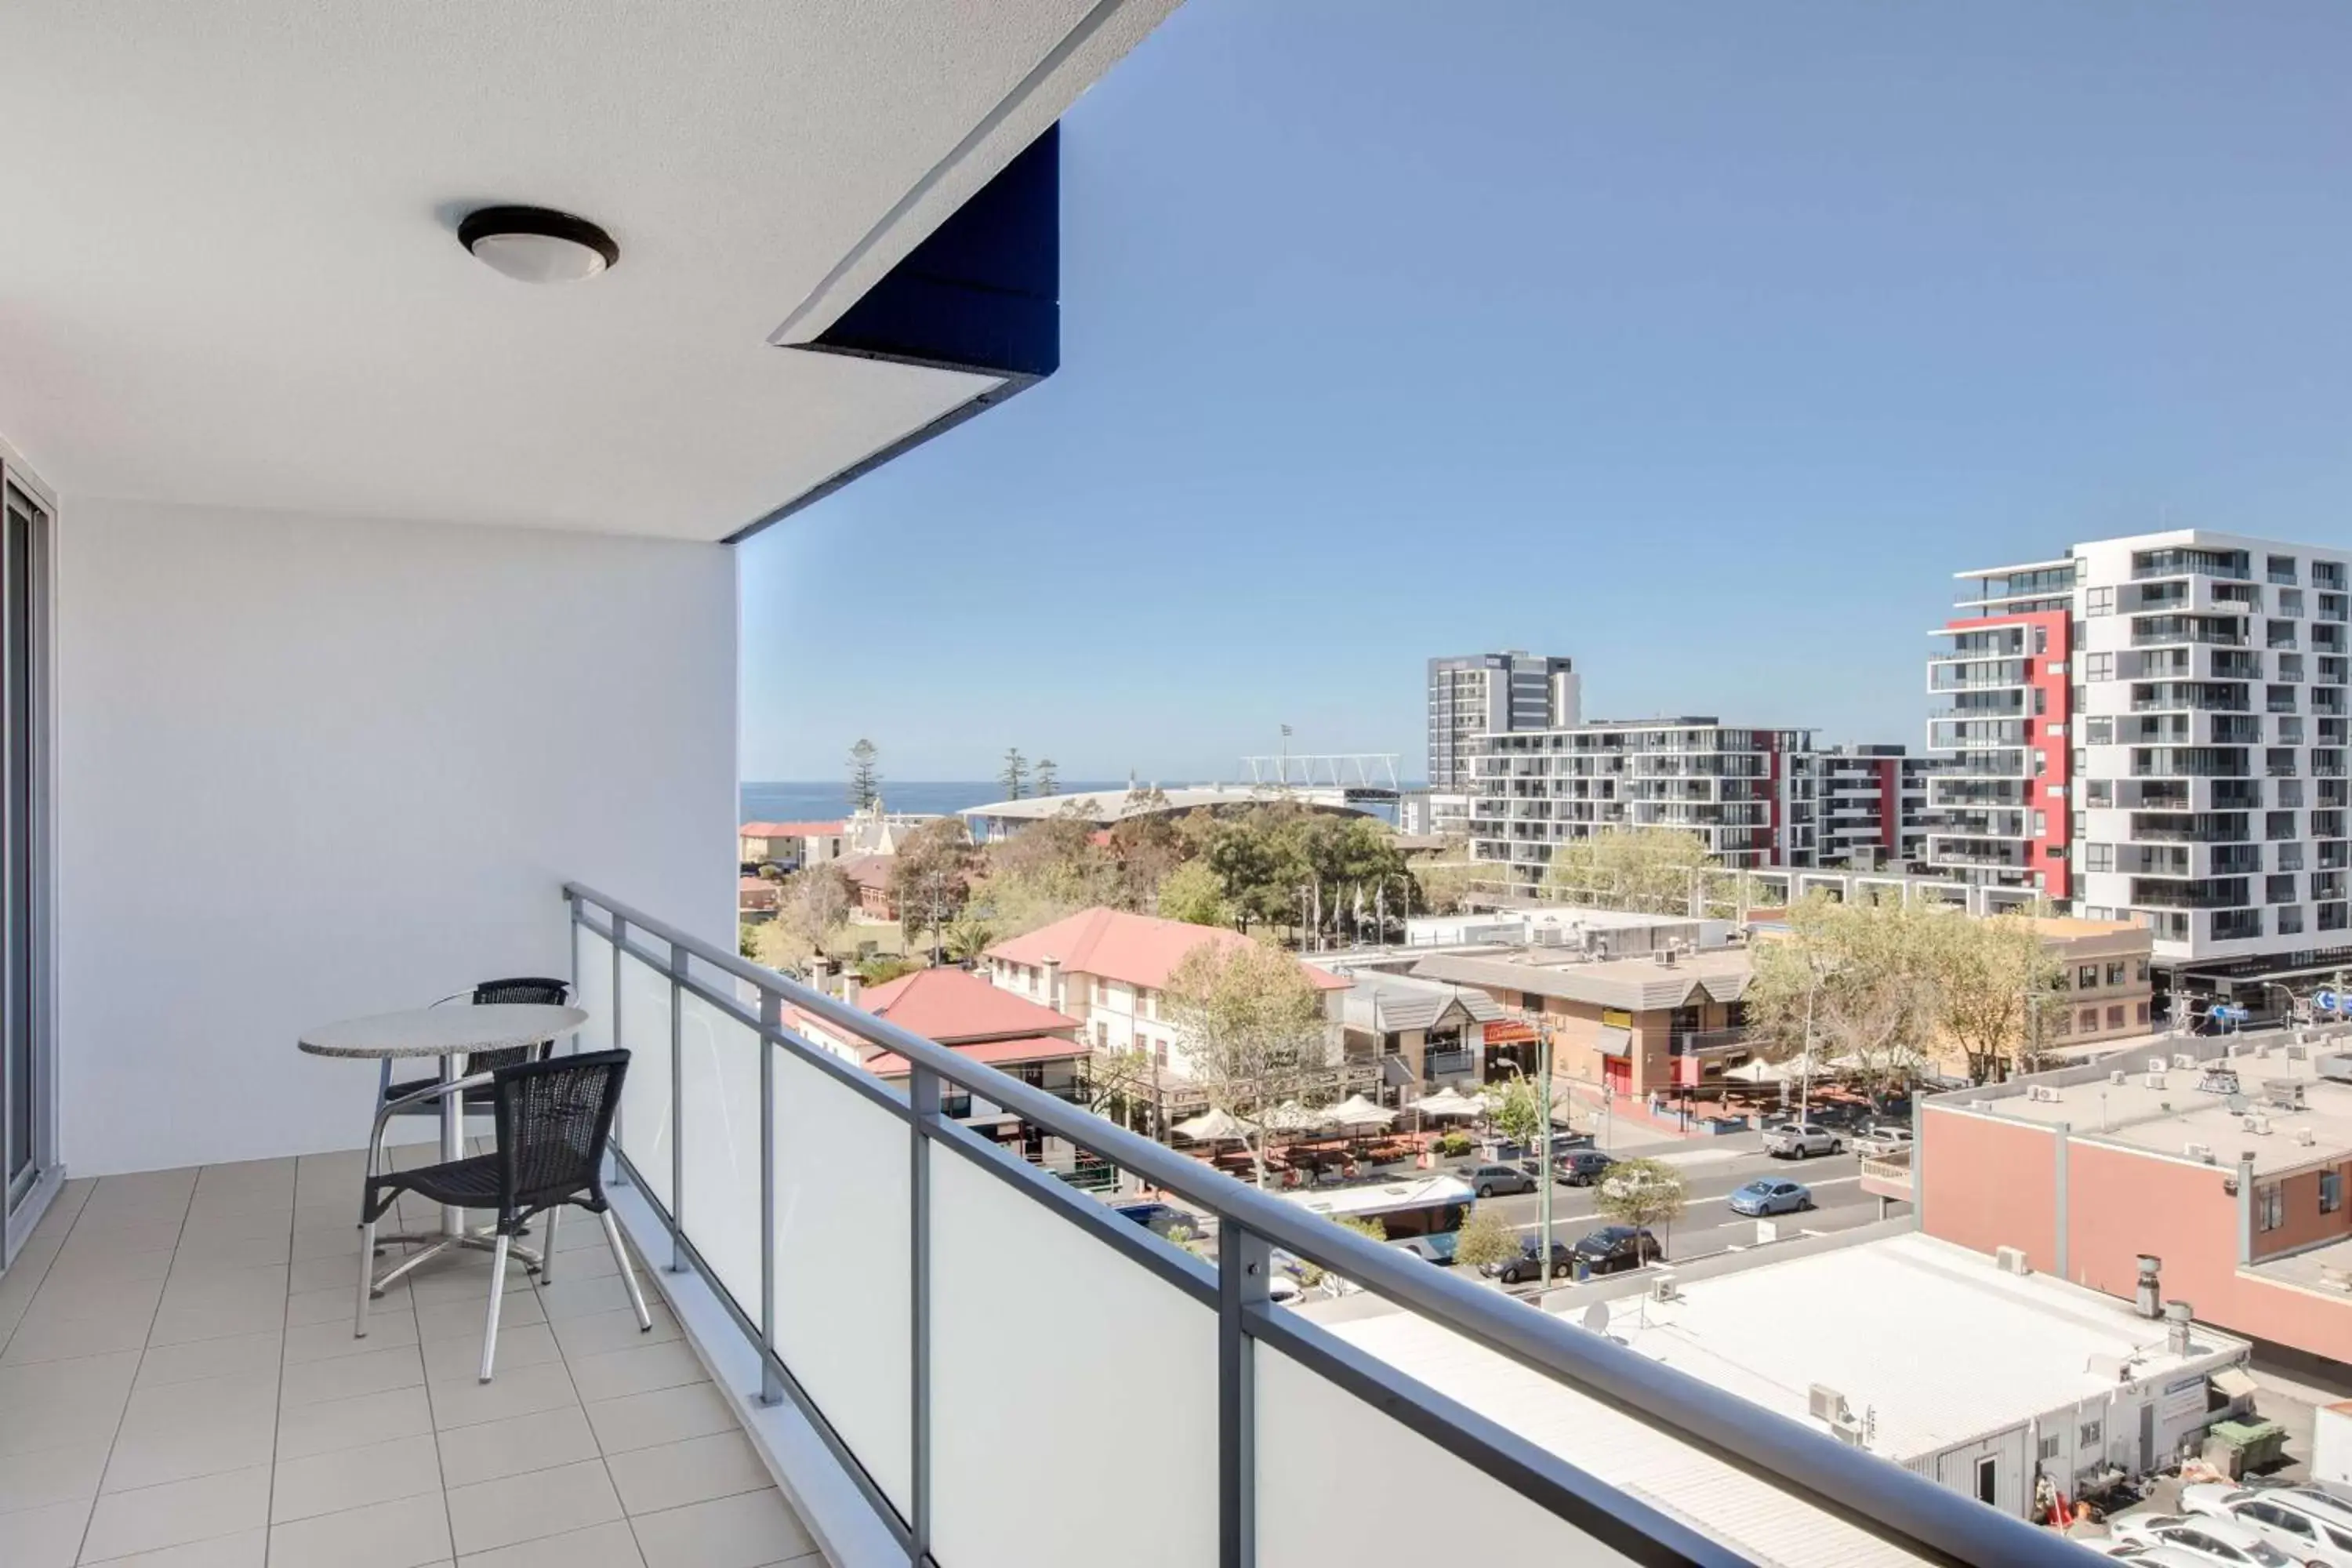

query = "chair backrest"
[
  {"left": 492, "top": 1049, "right": 629, "bottom": 1214},
  {"left": 468, "top": 977, "right": 571, "bottom": 1073}
]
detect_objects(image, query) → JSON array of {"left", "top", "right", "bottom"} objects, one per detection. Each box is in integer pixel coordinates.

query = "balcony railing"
[{"left": 563, "top": 884, "right": 2077, "bottom": 1568}]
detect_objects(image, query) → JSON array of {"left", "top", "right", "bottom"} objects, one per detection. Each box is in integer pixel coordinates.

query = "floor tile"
[
  {"left": 132, "top": 1332, "right": 282, "bottom": 1392},
  {"left": 546, "top": 1306, "right": 676, "bottom": 1362},
  {"left": 288, "top": 1279, "right": 408, "bottom": 1328},
  {"left": 434, "top": 1407, "right": 601, "bottom": 1491},
  {"left": 80, "top": 1526, "right": 266, "bottom": 1566},
  {"left": 561, "top": 1341, "right": 703, "bottom": 1406},
  {"left": 0, "top": 1289, "right": 160, "bottom": 1366},
  {"left": 456, "top": 1519, "right": 643, "bottom": 1568},
  {"left": 101, "top": 1370, "right": 278, "bottom": 1493},
  {"left": 278, "top": 1341, "right": 422, "bottom": 1409},
  {"left": 56, "top": 1219, "right": 183, "bottom": 1261},
  {"left": 36, "top": 1247, "right": 176, "bottom": 1291},
  {"left": 415, "top": 1292, "right": 543, "bottom": 1342},
  {"left": 274, "top": 1385, "right": 434, "bottom": 1462},
  {"left": 426, "top": 1362, "right": 578, "bottom": 1432},
  {"left": 270, "top": 1432, "right": 441, "bottom": 1525},
  {"left": 445, "top": 1457, "right": 622, "bottom": 1555},
  {"left": 266, "top": 1492, "right": 451, "bottom": 1568},
  {"left": 79, "top": 1465, "right": 270, "bottom": 1563},
  {"left": 0, "top": 1352, "right": 140, "bottom": 1456},
  {"left": 531, "top": 1276, "right": 636, "bottom": 1323},
  {"left": 584, "top": 1383, "right": 737, "bottom": 1457},
  {"left": 0, "top": 1496, "right": 86, "bottom": 1568},
  {"left": 286, "top": 1253, "right": 369, "bottom": 1296},
  {"left": 626, "top": 1490, "right": 813, "bottom": 1568},
  {"left": 146, "top": 1268, "right": 289, "bottom": 1348},
  {"left": 285, "top": 1311, "right": 415, "bottom": 1366},
  {"left": 0, "top": 1439, "right": 107, "bottom": 1517},
  {"left": 603, "top": 1431, "right": 770, "bottom": 1517},
  {"left": 167, "top": 1232, "right": 289, "bottom": 1273},
  {"left": 420, "top": 1323, "right": 561, "bottom": 1384}
]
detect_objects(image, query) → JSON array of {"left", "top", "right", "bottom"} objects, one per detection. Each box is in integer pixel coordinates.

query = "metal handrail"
[{"left": 564, "top": 882, "right": 2085, "bottom": 1567}]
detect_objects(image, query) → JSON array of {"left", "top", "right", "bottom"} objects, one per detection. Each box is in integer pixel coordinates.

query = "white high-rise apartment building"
[
  {"left": 1928, "top": 529, "right": 2352, "bottom": 979},
  {"left": 1427, "top": 652, "right": 1580, "bottom": 791},
  {"left": 1467, "top": 718, "right": 1817, "bottom": 896}
]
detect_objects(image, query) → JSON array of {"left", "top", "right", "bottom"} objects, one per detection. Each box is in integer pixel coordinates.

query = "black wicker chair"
[
  {"left": 356, "top": 1048, "right": 651, "bottom": 1381},
  {"left": 375, "top": 976, "right": 571, "bottom": 1120}
]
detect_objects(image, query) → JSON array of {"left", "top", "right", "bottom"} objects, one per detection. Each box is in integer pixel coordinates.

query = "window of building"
[
  {"left": 2037, "top": 1434, "right": 2061, "bottom": 1461},
  {"left": 2078, "top": 964, "right": 2100, "bottom": 990},
  {"left": 2260, "top": 1184, "right": 2285, "bottom": 1232},
  {"left": 2080, "top": 1420, "right": 2103, "bottom": 1450},
  {"left": 2136, "top": 959, "right": 2151, "bottom": 981},
  {"left": 2105, "top": 961, "right": 2125, "bottom": 985},
  {"left": 2086, "top": 586, "right": 2114, "bottom": 615},
  {"left": 2086, "top": 652, "right": 2114, "bottom": 681},
  {"left": 2085, "top": 717, "right": 2113, "bottom": 745},
  {"left": 2281, "top": 906, "right": 2307, "bottom": 935},
  {"left": 2107, "top": 1004, "right": 2125, "bottom": 1030},
  {"left": 2323, "top": 1170, "right": 2343, "bottom": 1216},
  {"left": 2080, "top": 1007, "right": 2100, "bottom": 1032},
  {"left": 2033, "top": 810, "right": 2049, "bottom": 837},
  {"left": 2136, "top": 1002, "right": 2151, "bottom": 1025},
  {"left": 2269, "top": 874, "right": 2299, "bottom": 905},
  {"left": 2088, "top": 779, "right": 2113, "bottom": 808},
  {"left": 1093, "top": 1021, "right": 1107, "bottom": 1047}
]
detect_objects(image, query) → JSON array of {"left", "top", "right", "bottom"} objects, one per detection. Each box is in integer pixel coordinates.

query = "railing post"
[
  {"left": 668, "top": 940, "right": 688, "bottom": 1273},
  {"left": 1219, "top": 1221, "right": 1269, "bottom": 1568},
  {"left": 757, "top": 989, "right": 782, "bottom": 1408},
  {"left": 908, "top": 1065, "right": 938, "bottom": 1566},
  {"left": 609, "top": 915, "right": 630, "bottom": 1188}
]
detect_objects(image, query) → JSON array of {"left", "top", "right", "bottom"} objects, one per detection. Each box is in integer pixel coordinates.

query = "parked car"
[
  {"left": 1554, "top": 1149, "right": 1617, "bottom": 1186},
  {"left": 1852, "top": 1126, "right": 1915, "bottom": 1159},
  {"left": 1761, "top": 1122, "right": 1843, "bottom": 1159},
  {"left": 1465, "top": 1162, "right": 1537, "bottom": 1198},
  {"left": 1572, "top": 1225, "right": 1662, "bottom": 1274},
  {"left": 1389, "top": 1232, "right": 1460, "bottom": 1266},
  {"left": 1481, "top": 1239, "right": 1573, "bottom": 1286},
  {"left": 1491, "top": 1132, "right": 1592, "bottom": 1163},
  {"left": 2111, "top": 1513, "right": 2295, "bottom": 1567},
  {"left": 2107, "top": 1548, "right": 2251, "bottom": 1568},
  {"left": 2183, "top": 1483, "right": 2352, "bottom": 1565},
  {"left": 1727, "top": 1178, "right": 1812, "bottom": 1217}
]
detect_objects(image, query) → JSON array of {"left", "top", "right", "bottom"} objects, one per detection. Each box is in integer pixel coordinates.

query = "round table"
[{"left": 300, "top": 1003, "right": 589, "bottom": 1288}]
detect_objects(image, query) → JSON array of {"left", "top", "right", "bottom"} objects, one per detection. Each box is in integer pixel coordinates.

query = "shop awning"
[
  {"left": 2211, "top": 1366, "right": 2259, "bottom": 1401},
  {"left": 1596, "top": 1025, "right": 1631, "bottom": 1059}
]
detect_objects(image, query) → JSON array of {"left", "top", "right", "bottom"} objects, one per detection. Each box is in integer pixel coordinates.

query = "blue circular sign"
[{"left": 2318, "top": 989, "right": 2341, "bottom": 1014}]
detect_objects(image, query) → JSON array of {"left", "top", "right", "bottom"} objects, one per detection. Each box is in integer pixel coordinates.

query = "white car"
[
  {"left": 1852, "top": 1125, "right": 1915, "bottom": 1159},
  {"left": 2111, "top": 1548, "right": 2263, "bottom": 1568},
  {"left": 2184, "top": 1483, "right": 2352, "bottom": 1566},
  {"left": 2111, "top": 1513, "right": 2296, "bottom": 1567}
]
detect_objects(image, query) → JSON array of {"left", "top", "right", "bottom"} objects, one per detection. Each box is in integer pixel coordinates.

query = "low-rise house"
[
  {"left": 739, "top": 874, "right": 781, "bottom": 921},
  {"left": 983, "top": 908, "right": 1349, "bottom": 1078},
  {"left": 2027, "top": 916, "right": 2155, "bottom": 1049},
  {"left": 739, "top": 819, "right": 848, "bottom": 871},
  {"left": 837, "top": 853, "right": 898, "bottom": 920}
]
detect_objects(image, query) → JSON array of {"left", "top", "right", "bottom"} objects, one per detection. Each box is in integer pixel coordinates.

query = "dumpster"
[{"left": 2205, "top": 1417, "right": 2289, "bottom": 1477}]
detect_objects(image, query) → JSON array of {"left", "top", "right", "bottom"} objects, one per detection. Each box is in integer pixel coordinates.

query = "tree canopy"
[
  {"left": 1160, "top": 936, "right": 1327, "bottom": 1185},
  {"left": 847, "top": 739, "right": 880, "bottom": 813},
  {"left": 1538, "top": 826, "right": 1715, "bottom": 915}
]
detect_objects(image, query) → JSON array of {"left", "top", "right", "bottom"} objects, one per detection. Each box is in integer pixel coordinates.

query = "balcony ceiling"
[{"left": 0, "top": 0, "right": 1173, "bottom": 540}]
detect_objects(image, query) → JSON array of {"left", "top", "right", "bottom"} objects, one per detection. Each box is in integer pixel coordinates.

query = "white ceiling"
[{"left": 0, "top": 0, "right": 1174, "bottom": 541}]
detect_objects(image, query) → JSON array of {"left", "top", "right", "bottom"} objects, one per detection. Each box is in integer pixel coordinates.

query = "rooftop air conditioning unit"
[
  {"left": 2144, "top": 1073, "right": 2167, "bottom": 1089},
  {"left": 1806, "top": 1384, "right": 1851, "bottom": 1424},
  {"left": 2297, "top": 1128, "right": 2318, "bottom": 1148},
  {"left": 2110, "top": 1069, "right": 2129, "bottom": 1086},
  {"left": 2186, "top": 1142, "right": 2216, "bottom": 1163},
  {"left": 2173, "top": 1053, "right": 2198, "bottom": 1070},
  {"left": 1995, "top": 1246, "right": 2031, "bottom": 1276},
  {"left": 1829, "top": 1412, "right": 1867, "bottom": 1446},
  {"left": 2320, "top": 1054, "right": 2352, "bottom": 1084},
  {"left": 2288, "top": 1045, "right": 2309, "bottom": 1061},
  {"left": 1968, "top": 1099, "right": 1992, "bottom": 1112},
  {"left": 2241, "top": 1114, "right": 2273, "bottom": 1135},
  {"left": 2265, "top": 1080, "right": 2307, "bottom": 1111},
  {"left": 2028, "top": 1084, "right": 2063, "bottom": 1104},
  {"left": 1651, "top": 1274, "right": 1679, "bottom": 1304}
]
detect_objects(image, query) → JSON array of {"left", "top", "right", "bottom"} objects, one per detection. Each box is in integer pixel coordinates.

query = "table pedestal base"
[{"left": 368, "top": 1230, "right": 544, "bottom": 1296}]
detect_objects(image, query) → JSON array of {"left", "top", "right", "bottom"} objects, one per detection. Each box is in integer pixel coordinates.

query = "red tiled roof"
[
  {"left": 837, "top": 852, "right": 895, "bottom": 891},
  {"left": 985, "top": 908, "right": 1350, "bottom": 993},
  {"left": 865, "top": 1034, "right": 1091, "bottom": 1076},
  {"left": 739, "top": 876, "right": 772, "bottom": 893},
  {"left": 741, "top": 821, "right": 847, "bottom": 839},
  {"left": 858, "top": 966, "right": 1081, "bottom": 1044}
]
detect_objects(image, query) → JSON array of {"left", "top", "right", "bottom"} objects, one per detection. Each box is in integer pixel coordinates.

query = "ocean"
[{"left": 738, "top": 780, "right": 1126, "bottom": 822}]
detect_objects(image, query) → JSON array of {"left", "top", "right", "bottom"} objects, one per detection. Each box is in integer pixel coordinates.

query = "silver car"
[
  {"left": 2183, "top": 1483, "right": 2352, "bottom": 1566},
  {"left": 2111, "top": 1513, "right": 2294, "bottom": 1567}
]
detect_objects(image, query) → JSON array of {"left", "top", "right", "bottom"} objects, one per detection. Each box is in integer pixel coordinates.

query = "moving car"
[
  {"left": 1727, "top": 1178, "right": 1812, "bottom": 1217},
  {"left": 1480, "top": 1239, "right": 1573, "bottom": 1286},
  {"left": 1761, "top": 1121, "right": 1843, "bottom": 1159},
  {"left": 2110, "top": 1513, "right": 2294, "bottom": 1567},
  {"left": 1465, "top": 1162, "right": 1537, "bottom": 1198},
  {"left": 1572, "top": 1225, "right": 1662, "bottom": 1275},
  {"left": 1554, "top": 1149, "right": 1617, "bottom": 1186},
  {"left": 2183, "top": 1483, "right": 2352, "bottom": 1566}
]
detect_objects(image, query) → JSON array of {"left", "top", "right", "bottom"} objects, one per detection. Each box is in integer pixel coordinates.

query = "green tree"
[
  {"left": 942, "top": 913, "right": 995, "bottom": 964},
  {"left": 1539, "top": 826, "right": 1716, "bottom": 914},
  {"left": 738, "top": 921, "right": 760, "bottom": 960},
  {"left": 847, "top": 739, "right": 881, "bottom": 813},
  {"left": 891, "top": 818, "right": 977, "bottom": 952},
  {"left": 968, "top": 809, "right": 1122, "bottom": 939},
  {"left": 1155, "top": 859, "right": 1232, "bottom": 927},
  {"left": 1592, "top": 1157, "right": 1687, "bottom": 1256},
  {"left": 1413, "top": 850, "right": 1494, "bottom": 917},
  {"left": 998, "top": 747, "right": 1029, "bottom": 800},
  {"left": 1489, "top": 1073, "right": 1545, "bottom": 1150},
  {"left": 1295, "top": 1214, "right": 1387, "bottom": 1290},
  {"left": 1746, "top": 892, "right": 1952, "bottom": 1102},
  {"left": 1930, "top": 903, "right": 2066, "bottom": 1083},
  {"left": 1161, "top": 937, "right": 1328, "bottom": 1185},
  {"left": 855, "top": 954, "right": 923, "bottom": 986},
  {"left": 1087, "top": 1042, "right": 1160, "bottom": 1133},
  {"left": 1035, "top": 757, "right": 1059, "bottom": 797},
  {"left": 1451, "top": 1205, "right": 1521, "bottom": 1272}
]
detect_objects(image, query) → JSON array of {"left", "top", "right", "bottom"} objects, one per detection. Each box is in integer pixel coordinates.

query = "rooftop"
[
  {"left": 858, "top": 964, "right": 1081, "bottom": 1044},
  {"left": 987, "top": 908, "right": 1352, "bottom": 993},
  {"left": 1408, "top": 945, "right": 1752, "bottom": 1013},
  {"left": 739, "top": 821, "right": 846, "bottom": 840},
  {"left": 1316, "top": 968, "right": 1502, "bottom": 1034},
  {"left": 960, "top": 785, "right": 1374, "bottom": 826}
]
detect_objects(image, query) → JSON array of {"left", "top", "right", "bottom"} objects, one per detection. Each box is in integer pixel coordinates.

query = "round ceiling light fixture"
[{"left": 458, "top": 205, "right": 619, "bottom": 284}]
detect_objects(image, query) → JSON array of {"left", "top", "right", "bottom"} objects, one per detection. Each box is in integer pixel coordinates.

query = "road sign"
[{"left": 2318, "top": 989, "right": 2342, "bottom": 1015}]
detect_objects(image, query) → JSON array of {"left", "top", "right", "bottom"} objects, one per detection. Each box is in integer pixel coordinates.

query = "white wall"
[{"left": 56, "top": 500, "right": 738, "bottom": 1174}]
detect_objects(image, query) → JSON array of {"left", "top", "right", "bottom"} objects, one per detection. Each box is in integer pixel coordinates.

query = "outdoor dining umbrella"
[
  {"left": 1411, "top": 1087, "right": 1483, "bottom": 1119},
  {"left": 1174, "top": 1107, "right": 1254, "bottom": 1142},
  {"left": 1257, "top": 1100, "right": 1336, "bottom": 1134},
  {"left": 1722, "top": 1058, "right": 1794, "bottom": 1085},
  {"left": 1325, "top": 1094, "right": 1396, "bottom": 1127}
]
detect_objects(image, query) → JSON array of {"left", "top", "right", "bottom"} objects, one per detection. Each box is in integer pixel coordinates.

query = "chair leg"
[
  {"left": 355, "top": 1218, "right": 376, "bottom": 1339},
  {"left": 601, "top": 1209, "right": 652, "bottom": 1332},
  {"left": 479, "top": 1234, "right": 512, "bottom": 1384},
  {"left": 538, "top": 1207, "right": 561, "bottom": 1285}
]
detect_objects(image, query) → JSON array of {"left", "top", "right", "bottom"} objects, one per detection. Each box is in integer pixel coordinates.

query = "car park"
[
  {"left": 1553, "top": 1149, "right": 1617, "bottom": 1186},
  {"left": 2110, "top": 1513, "right": 2295, "bottom": 1567},
  {"left": 1727, "top": 1178, "right": 1812, "bottom": 1217},
  {"left": 2182, "top": 1483, "right": 2352, "bottom": 1566},
  {"left": 1572, "top": 1225, "right": 1662, "bottom": 1274}
]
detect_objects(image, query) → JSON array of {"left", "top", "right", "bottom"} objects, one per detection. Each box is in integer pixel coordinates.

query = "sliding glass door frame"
[{"left": 0, "top": 447, "right": 57, "bottom": 1272}]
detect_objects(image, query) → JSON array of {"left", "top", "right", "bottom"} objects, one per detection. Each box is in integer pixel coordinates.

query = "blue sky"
[{"left": 739, "top": 0, "right": 2352, "bottom": 784}]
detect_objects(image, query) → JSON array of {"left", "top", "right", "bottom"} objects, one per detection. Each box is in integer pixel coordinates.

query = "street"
[{"left": 1475, "top": 1142, "right": 1900, "bottom": 1266}]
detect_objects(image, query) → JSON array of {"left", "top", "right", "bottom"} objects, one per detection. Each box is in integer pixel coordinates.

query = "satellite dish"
[{"left": 1581, "top": 1303, "right": 1609, "bottom": 1334}]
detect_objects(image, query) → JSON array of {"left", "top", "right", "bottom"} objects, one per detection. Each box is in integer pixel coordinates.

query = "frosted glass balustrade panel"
[
  {"left": 771, "top": 1048, "right": 910, "bottom": 1515},
  {"left": 1255, "top": 1342, "right": 1638, "bottom": 1565},
  {"left": 615, "top": 950, "right": 674, "bottom": 1211},
  {"left": 928, "top": 1146, "right": 1218, "bottom": 1567},
  {"left": 677, "top": 990, "right": 760, "bottom": 1315},
  {"left": 572, "top": 924, "right": 615, "bottom": 1054}
]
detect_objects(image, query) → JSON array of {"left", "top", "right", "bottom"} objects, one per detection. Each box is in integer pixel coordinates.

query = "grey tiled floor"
[{"left": 0, "top": 1151, "right": 820, "bottom": 1567}]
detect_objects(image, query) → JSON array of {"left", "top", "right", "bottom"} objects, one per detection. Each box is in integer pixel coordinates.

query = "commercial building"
[
  {"left": 1316, "top": 967, "right": 1504, "bottom": 1091},
  {"left": 1929, "top": 529, "right": 2352, "bottom": 998},
  {"left": 982, "top": 906, "right": 1349, "bottom": 1078},
  {"left": 1918, "top": 1030, "right": 2352, "bottom": 1365},
  {"left": 2029, "top": 916, "right": 2158, "bottom": 1050},
  {"left": 1467, "top": 718, "right": 1819, "bottom": 896},
  {"left": 1326, "top": 1232, "right": 2251, "bottom": 1537}
]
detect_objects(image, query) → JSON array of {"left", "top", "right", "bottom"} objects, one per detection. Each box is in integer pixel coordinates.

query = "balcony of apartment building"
[
  {"left": 2132, "top": 546, "right": 2253, "bottom": 582},
  {"left": 1924, "top": 656, "right": 2029, "bottom": 693},
  {"left": 1926, "top": 836, "right": 2033, "bottom": 869},
  {"left": 2129, "top": 613, "right": 2248, "bottom": 649},
  {"left": 2129, "top": 877, "right": 2253, "bottom": 910},
  {"left": 1928, "top": 718, "right": 2031, "bottom": 753},
  {"left": 1937, "top": 748, "right": 2033, "bottom": 781},
  {"left": 2129, "top": 746, "right": 2251, "bottom": 779},
  {"left": 2129, "top": 680, "right": 2250, "bottom": 713}
]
